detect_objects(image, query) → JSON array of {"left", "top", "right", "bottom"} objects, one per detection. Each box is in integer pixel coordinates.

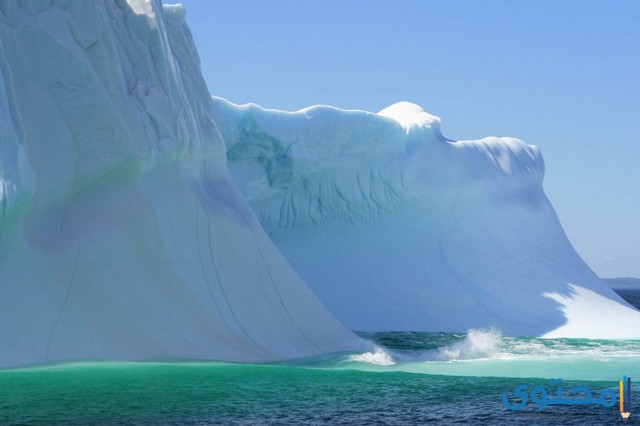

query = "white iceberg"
[
  {"left": 214, "top": 97, "right": 640, "bottom": 338},
  {"left": 0, "top": 0, "right": 363, "bottom": 368}
]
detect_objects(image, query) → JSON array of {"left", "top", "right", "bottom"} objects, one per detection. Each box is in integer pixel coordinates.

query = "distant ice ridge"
[
  {"left": 0, "top": 0, "right": 365, "bottom": 369},
  {"left": 213, "top": 97, "right": 640, "bottom": 338}
]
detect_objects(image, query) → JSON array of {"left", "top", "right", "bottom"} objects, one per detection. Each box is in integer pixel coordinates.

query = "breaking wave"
[{"left": 339, "top": 329, "right": 640, "bottom": 381}]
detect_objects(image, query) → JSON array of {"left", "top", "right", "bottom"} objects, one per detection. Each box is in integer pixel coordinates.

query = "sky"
[{"left": 166, "top": 0, "right": 640, "bottom": 278}]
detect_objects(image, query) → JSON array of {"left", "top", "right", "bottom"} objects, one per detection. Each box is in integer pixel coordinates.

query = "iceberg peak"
[
  {"left": 378, "top": 101, "right": 440, "bottom": 131},
  {"left": 163, "top": 3, "right": 187, "bottom": 23},
  {"left": 126, "top": 0, "right": 155, "bottom": 17}
]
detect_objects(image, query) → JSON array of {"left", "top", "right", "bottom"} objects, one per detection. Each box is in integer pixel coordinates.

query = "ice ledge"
[{"left": 377, "top": 101, "right": 441, "bottom": 132}]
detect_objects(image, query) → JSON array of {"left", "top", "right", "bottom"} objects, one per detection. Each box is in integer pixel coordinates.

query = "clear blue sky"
[{"left": 167, "top": 0, "right": 640, "bottom": 278}]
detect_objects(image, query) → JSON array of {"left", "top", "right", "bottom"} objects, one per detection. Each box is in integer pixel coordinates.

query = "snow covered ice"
[
  {"left": 214, "top": 97, "right": 640, "bottom": 338},
  {"left": 0, "top": 0, "right": 364, "bottom": 369}
]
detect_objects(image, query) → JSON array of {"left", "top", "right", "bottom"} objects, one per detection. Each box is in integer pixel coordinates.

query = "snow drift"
[
  {"left": 214, "top": 97, "right": 640, "bottom": 338},
  {"left": 0, "top": 0, "right": 363, "bottom": 369}
]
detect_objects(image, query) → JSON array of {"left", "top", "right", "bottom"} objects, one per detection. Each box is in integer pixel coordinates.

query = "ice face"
[
  {"left": 0, "top": 1, "right": 363, "bottom": 369},
  {"left": 214, "top": 97, "right": 640, "bottom": 338}
]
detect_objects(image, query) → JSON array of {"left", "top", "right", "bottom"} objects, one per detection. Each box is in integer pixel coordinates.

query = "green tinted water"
[{"left": 1, "top": 290, "right": 639, "bottom": 425}]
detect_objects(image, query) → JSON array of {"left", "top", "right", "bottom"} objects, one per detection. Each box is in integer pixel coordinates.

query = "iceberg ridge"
[{"left": 214, "top": 96, "right": 640, "bottom": 338}]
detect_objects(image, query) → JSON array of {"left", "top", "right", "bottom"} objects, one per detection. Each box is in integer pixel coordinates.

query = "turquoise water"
[{"left": 1, "top": 291, "right": 639, "bottom": 425}]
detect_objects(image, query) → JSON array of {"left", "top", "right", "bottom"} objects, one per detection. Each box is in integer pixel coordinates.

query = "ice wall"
[
  {"left": 214, "top": 97, "right": 640, "bottom": 338},
  {"left": 0, "top": 0, "right": 363, "bottom": 369}
]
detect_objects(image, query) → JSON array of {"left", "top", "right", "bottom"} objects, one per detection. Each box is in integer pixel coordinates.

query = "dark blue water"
[{"left": 616, "top": 288, "right": 640, "bottom": 310}]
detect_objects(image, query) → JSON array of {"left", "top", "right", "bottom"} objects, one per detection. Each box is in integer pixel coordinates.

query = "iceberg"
[
  {"left": 214, "top": 97, "right": 640, "bottom": 338},
  {"left": 0, "top": 0, "right": 363, "bottom": 369}
]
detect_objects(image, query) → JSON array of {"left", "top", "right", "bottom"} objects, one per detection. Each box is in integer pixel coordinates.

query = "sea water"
[{"left": 1, "top": 290, "right": 639, "bottom": 425}]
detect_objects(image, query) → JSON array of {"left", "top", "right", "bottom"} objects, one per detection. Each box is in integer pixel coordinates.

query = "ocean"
[{"left": 1, "top": 289, "right": 639, "bottom": 425}]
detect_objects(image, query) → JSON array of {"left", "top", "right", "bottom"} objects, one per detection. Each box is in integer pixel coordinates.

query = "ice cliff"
[
  {"left": 214, "top": 98, "right": 640, "bottom": 338},
  {"left": 0, "top": 0, "right": 363, "bottom": 369}
]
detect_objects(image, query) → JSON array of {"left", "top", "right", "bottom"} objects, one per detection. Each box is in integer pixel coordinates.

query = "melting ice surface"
[{"left": 214, "top": 97, "right": 640, "bottom": 338}]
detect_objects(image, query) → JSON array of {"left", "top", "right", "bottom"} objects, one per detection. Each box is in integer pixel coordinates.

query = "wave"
[
  {"left": 340, "top": 329, "right": 640, "bottom": 381},
  {"left": 347, "top": 348, "right": 396, "bottom": 366},
  {"left": 347, "top": 328, "right": 502, "bottom": 365}
]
